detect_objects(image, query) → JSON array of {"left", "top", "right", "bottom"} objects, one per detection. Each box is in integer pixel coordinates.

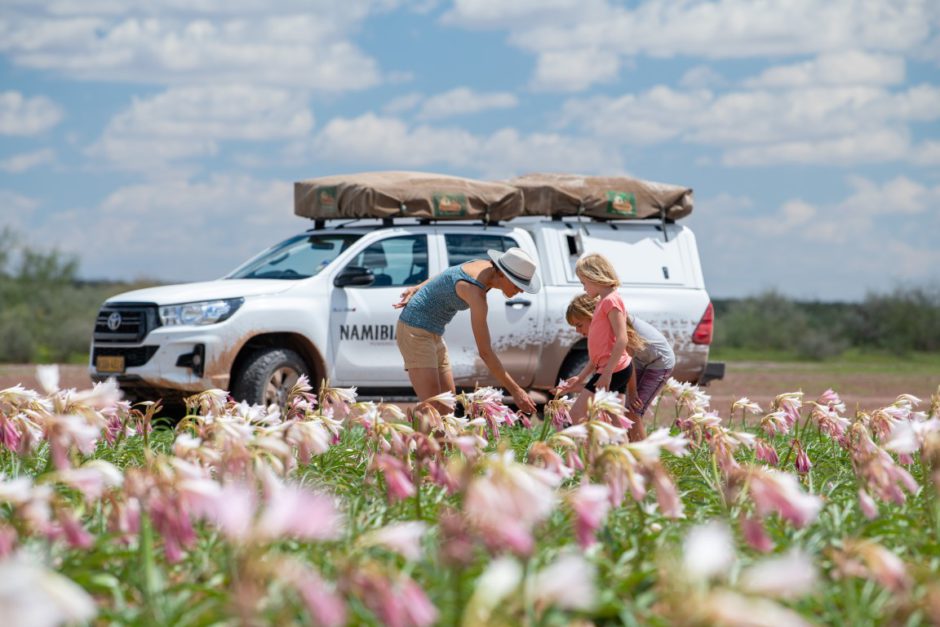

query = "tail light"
[{"left": 692, "top": 301, "right": 714, "bottom": 345}]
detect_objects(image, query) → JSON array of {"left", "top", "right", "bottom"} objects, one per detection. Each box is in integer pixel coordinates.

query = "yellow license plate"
[{"left": 96, "top": 355, "right": 125, "bottom": 373}]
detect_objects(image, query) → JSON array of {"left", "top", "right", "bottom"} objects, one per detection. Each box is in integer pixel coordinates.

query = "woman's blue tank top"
[{"left": 399, "top": 264, "right": 486, "bottom": 336}]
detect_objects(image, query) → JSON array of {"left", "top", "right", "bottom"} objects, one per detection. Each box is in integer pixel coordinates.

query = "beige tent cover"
[
  {"left": 510, "top": 173, "right": 693, "bottom": 220},
  {"left": 295, "top": 171, "right": 523, "bottom": 221}
]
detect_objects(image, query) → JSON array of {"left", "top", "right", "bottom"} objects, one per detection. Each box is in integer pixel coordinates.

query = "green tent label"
[
  {"left": 606, "top": 191, "right": 636, "bottom": 217},
  {"left": 433, "top": 192, "right": 468, "bottom": 217},
  {"left": 315, "top": 186, "right": 338, "bottom": 215}
]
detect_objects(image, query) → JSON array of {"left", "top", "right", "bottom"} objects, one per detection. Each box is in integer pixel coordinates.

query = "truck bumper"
[{"left": 698, "top": 361, "right": 725, "bottom": 385}]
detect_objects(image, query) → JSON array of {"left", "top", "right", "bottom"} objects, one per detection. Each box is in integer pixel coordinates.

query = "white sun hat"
[{"left": 487, "top": 247, "right": 541, "bottom": 294}]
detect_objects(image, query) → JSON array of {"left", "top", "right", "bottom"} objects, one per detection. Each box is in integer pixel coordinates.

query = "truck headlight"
[{"left": 159, "top": 298, "right": 244, "bottom": 327}]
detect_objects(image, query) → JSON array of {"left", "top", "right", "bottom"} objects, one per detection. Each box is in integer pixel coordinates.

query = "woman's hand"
[
  {"left": 596, "top": 374, "right": 612, "bottom": 392},
  {"left": 393, "top": 286, "right": 419, "bottom": 309},
  {"left": 512, "top": 388, "right": 537, "bottom": 415}
]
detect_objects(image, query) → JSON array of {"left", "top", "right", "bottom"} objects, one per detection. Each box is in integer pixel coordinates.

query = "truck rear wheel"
[
  {"left": 558, "top": 349, "right": 589, "bottom": 383},
  {"left": 232, "top": 348, "right": 308, "bottom": 407}
]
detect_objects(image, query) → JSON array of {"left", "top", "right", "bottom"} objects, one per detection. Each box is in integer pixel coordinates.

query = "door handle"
[{"left": 506, "top": 299, "right": 532, "bottom": 308}]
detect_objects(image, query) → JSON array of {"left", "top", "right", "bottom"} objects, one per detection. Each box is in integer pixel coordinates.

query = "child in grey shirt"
[{"left": 629, "top": 314, "right": 676, "bottom": 416}]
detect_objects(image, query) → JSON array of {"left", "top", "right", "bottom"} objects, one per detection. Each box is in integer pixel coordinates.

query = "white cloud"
[
  {"left": 679, "top": 65, "right": 726, "bottom": 89},
  {"left": 312, "top": 112, "right": 621, "bottom": 178},
  {"left": 383, "top": 92, "right": 423, "bottom": 115},
  {"left": 417, "top": 87, "right": 518, "bottom": 119},
  {"left": 721, "top": 129, "right": 911, "bottom": 166},
  {"left": 445, "top": 0, "right": 935, "bottom": 92},
  {"left": 911, "top": 140, "right": 940, "bottom": 165},
  {"left": 744, "top": 50, "right": 906, "bottom": 88},
  {"left": 531, "top": 48, "right": 620, "bottom": 92},
  {"left": 0, "top": 91, "right": 64, "bottom": 135},
  {"left": 560, "top": 82, "right": 940, "bottom": 165},
  {"left": 689, "top": 175, "right": 940, "bottom": 299},
  {"left": 0, "top": 189, "right": 41, "bottom": 233},
  {"left": 443, "top": 0, "right": 594, "bottom": 28},
  {"left": 0, "top": 2, "right": 389, "bottom": 90},
  {"left": 0, "top": 148, "right": 55, "bottom": 173},
  {"left": 841, "top": 175, "right": 931, "bottom": 216},
  {"left": 87, "top": 84, "right": 313, "bottom": 171},
  {"left": 41, "top": 174, "right": 299, "bottom": 280}
]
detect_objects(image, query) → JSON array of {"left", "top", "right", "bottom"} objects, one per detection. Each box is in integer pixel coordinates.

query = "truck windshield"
[{"left": 226, "top": 233, "right": 362, "bottom": 280}]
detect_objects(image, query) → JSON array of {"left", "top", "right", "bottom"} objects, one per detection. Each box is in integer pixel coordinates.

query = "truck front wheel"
[{"left": 232, "top": 348, "right": 309, "bottom": 407}]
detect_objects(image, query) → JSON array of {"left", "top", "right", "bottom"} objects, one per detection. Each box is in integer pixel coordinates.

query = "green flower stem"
[
  {"left": 538, "top": 411, "right": 552, "bottom": 441},
  {"left": 139, "top": 512, "right": 163, "bottom": 625}
]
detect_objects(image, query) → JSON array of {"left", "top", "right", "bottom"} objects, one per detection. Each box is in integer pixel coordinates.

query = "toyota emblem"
[{"left": 107, "top": 312, "right": 122, "bottom": 331}]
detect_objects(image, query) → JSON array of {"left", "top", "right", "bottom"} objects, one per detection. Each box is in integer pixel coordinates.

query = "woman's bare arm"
[{"left": 458, "top": 281, "right": 536, "bottom": 413}]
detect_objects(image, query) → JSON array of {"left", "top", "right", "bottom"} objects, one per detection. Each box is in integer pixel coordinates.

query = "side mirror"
[{"left": 334, "top": 265, "right": 375, "bottom": 287}]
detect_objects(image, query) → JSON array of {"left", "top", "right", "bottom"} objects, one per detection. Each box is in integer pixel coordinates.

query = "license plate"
[{"left": 96, "top": 355, "right": 125, "bottom": 373}]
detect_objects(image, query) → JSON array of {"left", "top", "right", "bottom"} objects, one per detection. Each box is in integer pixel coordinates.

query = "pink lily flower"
[
  {"left": 760, "top": 411, "right": 790, "bottom": 437},
  {"left": 351, "top": 568, "right": 438, "bottom": 627},
  {"left": 793, "top": 439, "right": 812, "bottom": 474},
  {"left": 773, "top": 392, "right": 804, "bottom": 429},
  {"left": 372, "top": 454, "right": 416, "bottom": 503},
  {"left": 858, "top": 488, "right": 879, "bottom": 519},
  {"left": 740, "top": 513, "right": 774, "bottom": 553},
  {"left": 530, "top": 552, "right": 598, "bottom": 612},
  {"left": 734, "top": 465, "right": 822, "bottom": 528},
  {"left": 832, "top": 539, "right": 910, "bottom": 593},
  {"left": 740, "top": 549, "right": 818, "bottom": 598},
  {"left": 755, "top": 439, "right": 779, "bottom": 465},
  {"left": 360, "top": 521, "right": 428, "bottom": 561},
  {"left": 816, "top": 388, "right": 846, "bottom": 413},
  {"left": 463, "top": 450, "right": 559, "bottom": 556},
  {"left": 257, "top": 483, "right": 343, "bottom": 541},
  {"left": 568, "top": 482, "right": 610, "bottom": 549},
  {"left": 288, "top": 564, "right": 346, "bottom": 627}
]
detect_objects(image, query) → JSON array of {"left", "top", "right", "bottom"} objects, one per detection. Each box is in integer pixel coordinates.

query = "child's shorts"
[
  {"left": 585, "top": 362, "right": 634, "bottom": 394},
  {"left": 634, "top": 366, "right": 672, "bottom": 415},
  {"left": 396, "top": 320, "right": 451, "bottom": 372}
]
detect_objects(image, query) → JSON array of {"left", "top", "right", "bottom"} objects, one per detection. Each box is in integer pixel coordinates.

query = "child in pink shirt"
[{"left": 557, "top": 254, "right": 646, "bottom": 438}]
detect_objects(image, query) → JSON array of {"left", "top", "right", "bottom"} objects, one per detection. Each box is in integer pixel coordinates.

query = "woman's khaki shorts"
[{"left": 396, "top": 321, "right": 451, "bottom": 372}]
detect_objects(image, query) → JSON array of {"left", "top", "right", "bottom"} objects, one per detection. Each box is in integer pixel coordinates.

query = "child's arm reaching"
[{"left": 555, "top": 360, "right": 594, "bottom": 395}]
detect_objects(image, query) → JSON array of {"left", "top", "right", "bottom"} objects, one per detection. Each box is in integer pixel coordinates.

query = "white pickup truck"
[{"left": 89, "top": 215, "right": 723, "bottom": 407}]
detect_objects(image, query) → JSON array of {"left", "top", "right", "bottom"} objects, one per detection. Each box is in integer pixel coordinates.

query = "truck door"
[
  {"left": 438, "top": 231, "right": 540, "bottom": 388},
  {"left": 329, "top": 233, "right": 432, "bottom": 385}
]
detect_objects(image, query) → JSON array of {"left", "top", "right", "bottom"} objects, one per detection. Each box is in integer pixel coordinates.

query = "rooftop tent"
[
  {"left": 294, "top": 171, "right": 524, "bottom": 222},
  {"left": 509, "top": 173, "right": 693, "bottom": 220}
]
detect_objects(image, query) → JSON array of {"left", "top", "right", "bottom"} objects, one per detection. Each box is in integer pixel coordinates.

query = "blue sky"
[{"left": 1, "top": 0, "right": 938, "bottom": 300}]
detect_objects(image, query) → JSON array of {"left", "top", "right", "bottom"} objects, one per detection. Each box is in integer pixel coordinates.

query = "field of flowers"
[{"left": 1, "top": 366, "right": 939, "bottom": 626}]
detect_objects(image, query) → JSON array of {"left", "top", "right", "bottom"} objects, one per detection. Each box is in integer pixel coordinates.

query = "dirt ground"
[{"left": 2, "top": 363, "right": 937, "bottom": 416}]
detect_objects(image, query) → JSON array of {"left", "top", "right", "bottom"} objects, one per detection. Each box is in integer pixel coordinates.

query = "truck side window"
[
  {"left": 348, "top": 235, "right": 428, "bottom": 288},
  {"left": 444, "top": 233, "right": 517, "bottom": 267}
]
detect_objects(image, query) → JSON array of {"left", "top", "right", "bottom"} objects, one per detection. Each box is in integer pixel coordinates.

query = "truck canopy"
[
  {"left": 510, "top": 173, "right": 693, "bottom": 221},
  {"left": 294, "top": 171, "right": 524, "bottom": 222}
]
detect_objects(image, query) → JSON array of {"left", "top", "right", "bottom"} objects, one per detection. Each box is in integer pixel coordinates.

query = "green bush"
[
  {"left": 0, "top": 227, "right": 154, "bottom": 363},
  {"left": 847, "top": 286, "right": 940, "bottom": 353}
]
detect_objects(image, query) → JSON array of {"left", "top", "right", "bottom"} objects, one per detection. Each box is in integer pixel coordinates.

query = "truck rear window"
[
  {"left": 226, "top": 233, "right": 362, "bottom": 280},
  {"left": 444, "top": 233, "right": 517, "bottom": 266}
]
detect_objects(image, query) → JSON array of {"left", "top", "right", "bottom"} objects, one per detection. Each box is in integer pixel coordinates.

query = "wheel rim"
[{"left": 264, "top": 366, "right": 300, "bottom": 407}]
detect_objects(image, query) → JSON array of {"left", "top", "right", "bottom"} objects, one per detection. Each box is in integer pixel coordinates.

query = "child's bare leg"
[
  {"left": 570, "top": 391, "right": 590, "bottom": 424},
  {"left": 627, "top": 410, "right": 646, "bottom": 441}
]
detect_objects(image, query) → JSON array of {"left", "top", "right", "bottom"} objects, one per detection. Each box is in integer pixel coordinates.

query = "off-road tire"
[
  {"left": 558, "top": 349, "right": 589, "bottom": 382},
  {"left": 232, "top": 347, "right": 309, "bottom": 407}
]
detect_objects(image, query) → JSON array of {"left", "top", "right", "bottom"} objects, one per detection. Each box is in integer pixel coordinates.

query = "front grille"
[
  {"left": 93, "top": 346, "right": 159, "bottom": 368},
  {"left": 94, "top": 302, "right": 160, "bottom": 343}
]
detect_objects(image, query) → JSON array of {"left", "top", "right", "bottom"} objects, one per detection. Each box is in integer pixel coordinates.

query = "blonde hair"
[
  {"left": 565, "top": 291, "right": 646, "bottom": 353},
  {"left": 575, "top": 253, "right": 620, "bottom": 288},
  {"left": 566, "top": 292, "right": 599, "bottom": 325}
]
